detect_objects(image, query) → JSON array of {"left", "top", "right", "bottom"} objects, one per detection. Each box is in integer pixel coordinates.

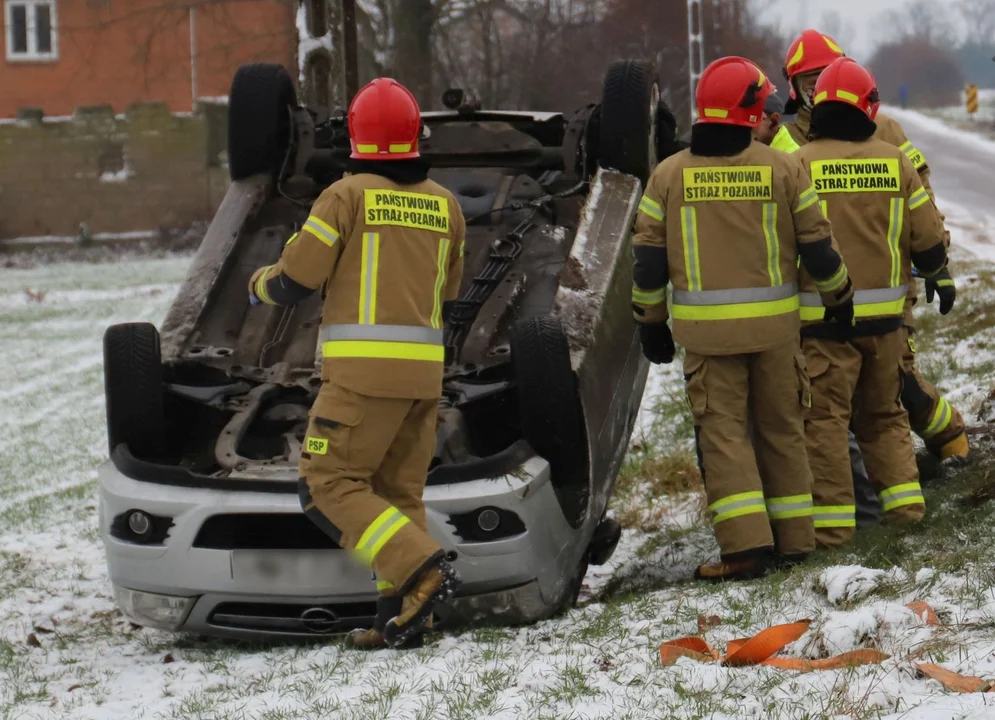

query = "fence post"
[{"left": 966, "top": 84, "right": 979, "bottom": 115}]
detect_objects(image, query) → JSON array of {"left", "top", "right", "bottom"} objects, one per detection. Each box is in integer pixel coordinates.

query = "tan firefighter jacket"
[
  {"left": 795, "top": 138, "right": 948, "bottom": 334},
  {"left": 249, "top": 172, "right": 465, "bottom": 399},
  {"left": 631, "top": 142, "right": 852, "bottom": 356},
  {"left": 787, "top": 108, "right": 950, "bottom": 325}
]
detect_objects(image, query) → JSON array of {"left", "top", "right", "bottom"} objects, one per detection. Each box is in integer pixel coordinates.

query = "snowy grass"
[{"left": 3, "top": 205, "right": 995, "bottom": 718}]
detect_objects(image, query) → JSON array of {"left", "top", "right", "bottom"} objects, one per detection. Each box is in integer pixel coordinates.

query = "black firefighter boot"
[
  {"left": 383, "top": 555, "right": 461, "bottom": 649},
  {"left": 694, "top": 548, "right": 775, "bottom": 582}
]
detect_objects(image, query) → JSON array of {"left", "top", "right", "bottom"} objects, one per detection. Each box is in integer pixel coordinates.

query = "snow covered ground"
[{"left": 3, "top": 148, "right": 995, "bottom": 719}]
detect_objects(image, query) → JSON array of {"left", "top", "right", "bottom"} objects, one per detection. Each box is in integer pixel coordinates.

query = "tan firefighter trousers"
[
  {"left": 804, "top": 332, "right": 926, "bottom": 548},
  {"left": 298, "top": 381, "right": 441, "bottom": 594},
  {"left": 685, "top": 341, "right": 815, "bottom": 559},
  {"left": 901, "top": 325, "right": 966, "bottom": 454}
]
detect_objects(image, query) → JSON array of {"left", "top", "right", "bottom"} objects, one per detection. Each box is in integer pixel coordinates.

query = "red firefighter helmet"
[
  {"left": 783, "top": 29, "right": 846, "bottom": 83},
  {"left": 813, "top": 58, "right": 881, "bottom": 120},
  {"left": 695, "top": 56, "right": 774, "bottom": 128},
  {"left": 347, "top": 78, "right": 421, "bottom": 160}
]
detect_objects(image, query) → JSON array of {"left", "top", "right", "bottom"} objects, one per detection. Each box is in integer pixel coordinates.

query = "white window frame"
[{"left": 5, "top": 0, "right": 58, "bottom": 63}]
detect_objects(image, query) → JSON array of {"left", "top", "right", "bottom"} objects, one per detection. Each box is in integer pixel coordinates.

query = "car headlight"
[{"left": 113, "top": 585, "right": 195, "bottom": 631}]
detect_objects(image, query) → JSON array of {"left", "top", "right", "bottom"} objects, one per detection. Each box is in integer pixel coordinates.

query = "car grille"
[
  {"left": 208, "top": 601, "right": 377, "bottom": 635},
  {"left": 193, "top": 513, "right": 340, "bottom": 550}
]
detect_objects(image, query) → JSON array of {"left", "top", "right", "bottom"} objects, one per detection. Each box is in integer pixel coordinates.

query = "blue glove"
[
  {"left": 249, "top": 293, "right": 261, "bottom": 306},
  {"left": 911, "top": 267, "right": 923, "bottom": 279}
]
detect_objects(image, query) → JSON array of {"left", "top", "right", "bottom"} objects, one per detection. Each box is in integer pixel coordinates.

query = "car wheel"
[
  {"left": 552, "top": 555, "right": 590, "bottom": 617},
  {"left": 598, "top": 59, "right": 661, "bottom": 186},
  {"left": 227, "top": 63, "right": 296, "bottom": 181},
  {"left": 510, "top": 316, "right": 589, "bottom": 528},
  {"left": 103, "top": 322, "right": 165, "bottom": 458}
]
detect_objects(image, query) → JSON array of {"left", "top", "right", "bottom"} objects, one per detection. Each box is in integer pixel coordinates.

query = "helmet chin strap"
[{"left": 793, "top": 77, "right": 815, "bottom": 111}]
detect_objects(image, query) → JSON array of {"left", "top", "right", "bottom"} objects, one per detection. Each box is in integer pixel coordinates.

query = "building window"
[{"left": 5, "top": 0, "right": 58, "bottom": 62}]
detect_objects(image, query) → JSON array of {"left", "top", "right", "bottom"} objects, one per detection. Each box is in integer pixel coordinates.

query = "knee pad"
[{"left": 900, "top": 371, "right": 933, "bottom": 419}]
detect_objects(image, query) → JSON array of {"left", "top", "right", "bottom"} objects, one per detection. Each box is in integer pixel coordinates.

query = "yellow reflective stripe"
[
  {"left": 836, "top": 90, "right": 859, "bottom": 104},
  {"left": 322, "top": 340, "right": 444, "bottom": 361},
  {"left": 376, "top": 579, "right": 395, "bottom": 592},
  {"left": 887, "top": 198, "right": 904, "bottom": 288},
  {"left": 356, "top": 143, "right": 379, "bottom": 154},
  {"left": 388, "top": 143, "right": 412, "bottom": 153},
  {"left": 710, "top": 491, "right": 767, "bottom": 524},
  {"left": 814, "top": 263, "right": 848, "bottom": 293},
  {"left": 813, "top": 505, "right": 856, "bottom": 528},
  {"left": 355, "top": 507, "right": 411, "bottom": 564},
  {"left": 924, "top": 398, "right": 953, "bottom": 438},
  {"left": 813, "top": 91, "right": 828, "bottom": 105},
  {"left": 909, "top": 187, "right": 930, "bottom": 211},
  {"left": 632, "top": 285, "right": 667, "bottom": 306},
  {"left": 431, "top": 236, "right": 451, "bottom": 329},
  {"left": 703, "top": 108, "right": 729, "bottom": 119},
  {"left": 762, "top": 203, "right": 782, "bottom": 286},
  {"left": 303, "top": 216, "right": 340, "bottom": 248},
  {"left": 254, "top": 266, "right": 276, "bottom": 305},
  {"left": 356, "top": 508, "right": 400, "bottom": 552},
  {"left": 359, "top": 232, "right": 380, "bottom": 324},
  {"left": 879, "top": 482, "right": 925, "bottom": 512},
  {"left": 681, "top": 206, "right": 701, "bottom": 292},
  {"left": 901, "top": 141, "right": 927, "bottom": 169},
  {"left": 766, "top": 493, "right": 814, "bottom": 520},
  {"left": 285, "top": 231, "right": 299, "bottom": 247},
  {"left": 673, "top": 295, "right": 799, "bottom": 321},
  {"left": 786, "top": 42, "right": 805, "bottom": 69},
  {"left": 639, "top": 195, "right": 664, "bottom": 221},
  {"left": 795, "top": 188, "right": 819, "bottom": 214},
  {"left": 820, "top": 200, "right": 828, "bottom": 217}
]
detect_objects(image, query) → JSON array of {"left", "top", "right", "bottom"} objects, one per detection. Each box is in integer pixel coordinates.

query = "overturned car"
[{"left": 98, "top": 58, "right": 682, "bottom": 640}]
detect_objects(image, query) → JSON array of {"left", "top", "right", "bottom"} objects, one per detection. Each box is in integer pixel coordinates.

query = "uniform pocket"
[
  {"left": 683, "top": 353, "right": 708, "bottom": 419},
  {"left": 802, "top": 345, "right": 833, "bottom": 413},
  {"left": 793, "top": 349, "right": 812, "bottom": 410},
  {"left": 302, "top": 383, "right": 365, "bottom": 465}
]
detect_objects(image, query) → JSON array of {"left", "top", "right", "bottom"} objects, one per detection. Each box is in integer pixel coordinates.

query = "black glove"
[
  {"left": 639, "top": 323, "right": 675, "bottom": 364},
  {"left": 823, "top": 297, "right": 855, "bottom": 341},
  {"left": 925, "top": 268, "right": 956, "bottom": 316}
]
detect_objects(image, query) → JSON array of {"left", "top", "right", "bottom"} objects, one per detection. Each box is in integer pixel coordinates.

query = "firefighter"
[
  {"left": 632, "top": 56, "right": 854, "bottom": 581},
  {"left": 248, "top": 78, "right": 465, "bottom": 649},
  {"left": 782, "top": 29, "right": 968, "bottom": 465},
  {"left": 796, "top": 58, "right": 951, "bottom": 547},
  {"left": 754, "top": 92, "right": 800, "bottom": 153}
]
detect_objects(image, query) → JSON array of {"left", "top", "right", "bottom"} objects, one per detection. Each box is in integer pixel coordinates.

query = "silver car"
[{"left": 98, "top": 58, "right": 683, "bottom": 640}]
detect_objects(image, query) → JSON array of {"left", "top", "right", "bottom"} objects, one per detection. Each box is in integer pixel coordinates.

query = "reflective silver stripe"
[
  {"left": 767, "top": 500, "right": 813, "bottom": 513},
  {"left": 887, "top": 198, "right": 904, "bottom": 288},
  {"left": 800, "top": 285, "right": 908, "bottom": 306},
  {"left": 673, "top": 283, "right": 797, "bottom": 306},
  {"left": 682, "top": 206, "right": 701, "bottom": 292},
  {"left": 881, "top": 489, "right": 923, "bottom": 504},
  {"left": 319, "top": 324, "right": 443, "bottom": 344},
  {"left": 813, "top": 512, "right": 854, "bottom": 522},
  {"left": 359, "top": 232, "right": 380, "bottom": 324}
]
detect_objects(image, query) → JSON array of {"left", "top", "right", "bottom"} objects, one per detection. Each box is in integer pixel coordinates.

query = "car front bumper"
[{"left": 98, "top": 451, "right": 588, "bottom": 640}]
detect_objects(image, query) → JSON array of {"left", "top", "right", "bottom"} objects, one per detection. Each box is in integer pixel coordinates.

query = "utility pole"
[
  {"left": 342, "top": 0, "right": 359, "bottom": 103},
  {"left": 687, "top": 0, "right": 705, "bottom": 125}
]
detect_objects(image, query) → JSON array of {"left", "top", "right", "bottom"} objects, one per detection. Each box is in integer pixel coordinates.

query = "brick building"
[{"left": 0, "top": 0, "right": 298, "bottom": 117}]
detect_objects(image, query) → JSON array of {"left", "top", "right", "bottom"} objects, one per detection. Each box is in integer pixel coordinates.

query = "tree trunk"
[{"left": 392, "top": 0, "right": 434, "bottom": 108}]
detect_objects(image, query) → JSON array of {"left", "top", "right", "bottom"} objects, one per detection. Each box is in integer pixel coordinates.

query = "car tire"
[
  {"left": 103, "top": 322, "right": 165, "bottom": 458},
  {"left": 227, "top": 63, "right": 296, "bottom": 181},
  {"left": 510, "top": 316, "right": 589, "bottom": 527},
  {"left": 598, "top": 59, "right": 661, "bottom": 186},
  {"left": 552, "top": 555, "right": 590, "bottom": 618}
]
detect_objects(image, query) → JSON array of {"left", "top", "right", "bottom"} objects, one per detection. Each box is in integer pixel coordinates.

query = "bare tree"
[
  {"left": 957, "top": 0, "right": 995, "bottom": 45},
  {"left": 878, "top": 0, "right": 958, "bottom": 46}
]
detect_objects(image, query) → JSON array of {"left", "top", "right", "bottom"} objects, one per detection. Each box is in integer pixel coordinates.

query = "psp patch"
[
  {"left": 306, "top": 437, "right": 329, "bottom": 455},
  {"left": 682, "top": 166, "right": 773, "bottom": 202},
  {"left": 809, "top": 158, "right": 900, "bottom": 193},
  {"left": 364, "top": 189, "right": 450, "bottom": 233}
]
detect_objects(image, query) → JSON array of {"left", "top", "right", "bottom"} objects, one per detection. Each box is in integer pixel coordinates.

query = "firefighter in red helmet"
[
  {"left": 631, "top": 56, "right": 853, "bottom": 580},
  {"left": 249, "top": 78, "right": 466, "bottom": 649},
  {"left": 796, "top": 58, "right": 949, "bottom": 546},
  {"left": 782, "top": 29, "right": 968, "bottom": 472}
]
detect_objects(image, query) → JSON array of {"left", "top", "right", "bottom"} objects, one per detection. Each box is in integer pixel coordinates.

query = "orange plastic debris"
[{"left": 659, "top": 602, "right": 993, "bottom": 693}]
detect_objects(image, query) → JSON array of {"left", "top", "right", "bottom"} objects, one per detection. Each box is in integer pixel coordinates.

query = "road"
[{"left": 883, "top": 106, "right": 994, "bottom": 214}]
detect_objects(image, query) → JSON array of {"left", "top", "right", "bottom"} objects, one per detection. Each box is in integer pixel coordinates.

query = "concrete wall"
[{"left": 0, "top": 102, "right": 230, "bottom": 242}]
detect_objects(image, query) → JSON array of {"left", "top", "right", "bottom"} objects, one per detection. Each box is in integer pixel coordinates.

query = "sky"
[{"left": 758, "top": 0, "right": 915, "bottom": 62}]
